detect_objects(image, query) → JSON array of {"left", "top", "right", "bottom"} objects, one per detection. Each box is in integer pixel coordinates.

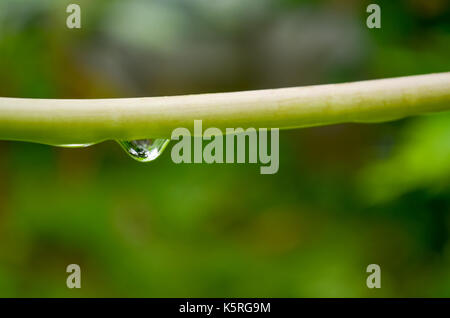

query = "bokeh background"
[{"left": 0, "top": 0, "right": 449, "bottom": 297}]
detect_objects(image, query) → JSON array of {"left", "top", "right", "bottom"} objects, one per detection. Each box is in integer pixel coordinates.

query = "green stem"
[{"left": 0, "top": 72, "right": 449, "bottom": 145}]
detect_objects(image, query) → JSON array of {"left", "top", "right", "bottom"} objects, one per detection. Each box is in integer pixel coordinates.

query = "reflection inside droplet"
[{"left": 117, "top": 138, "right": 170, "bottom": 162}]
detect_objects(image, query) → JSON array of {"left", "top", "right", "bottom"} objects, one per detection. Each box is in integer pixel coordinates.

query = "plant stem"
[{"left": 0, "top": 72, "right": 449, "bottom": 145}]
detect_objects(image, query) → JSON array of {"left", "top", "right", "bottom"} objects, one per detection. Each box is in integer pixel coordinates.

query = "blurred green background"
[{"left": 0, "top": 0, "right": 449, "bottom": 297}]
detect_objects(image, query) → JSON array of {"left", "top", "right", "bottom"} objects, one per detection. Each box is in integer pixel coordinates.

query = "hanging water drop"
[{"left": 117, "top": 138, "right": 170, "bottom": 162}]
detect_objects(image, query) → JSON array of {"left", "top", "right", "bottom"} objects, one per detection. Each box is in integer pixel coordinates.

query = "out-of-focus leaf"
[{"left": 360, "top": 112, "right": 450, "bottom": 203}]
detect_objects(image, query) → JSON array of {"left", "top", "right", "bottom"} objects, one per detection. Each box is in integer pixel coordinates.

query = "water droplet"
[{"left": 117, "top": 138, "right": 170, "bottom": 162}]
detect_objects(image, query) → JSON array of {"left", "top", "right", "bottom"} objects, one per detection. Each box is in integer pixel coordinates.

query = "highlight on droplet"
[{"left": 117, "top": 139, "right": 170, "bottom": 162}]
